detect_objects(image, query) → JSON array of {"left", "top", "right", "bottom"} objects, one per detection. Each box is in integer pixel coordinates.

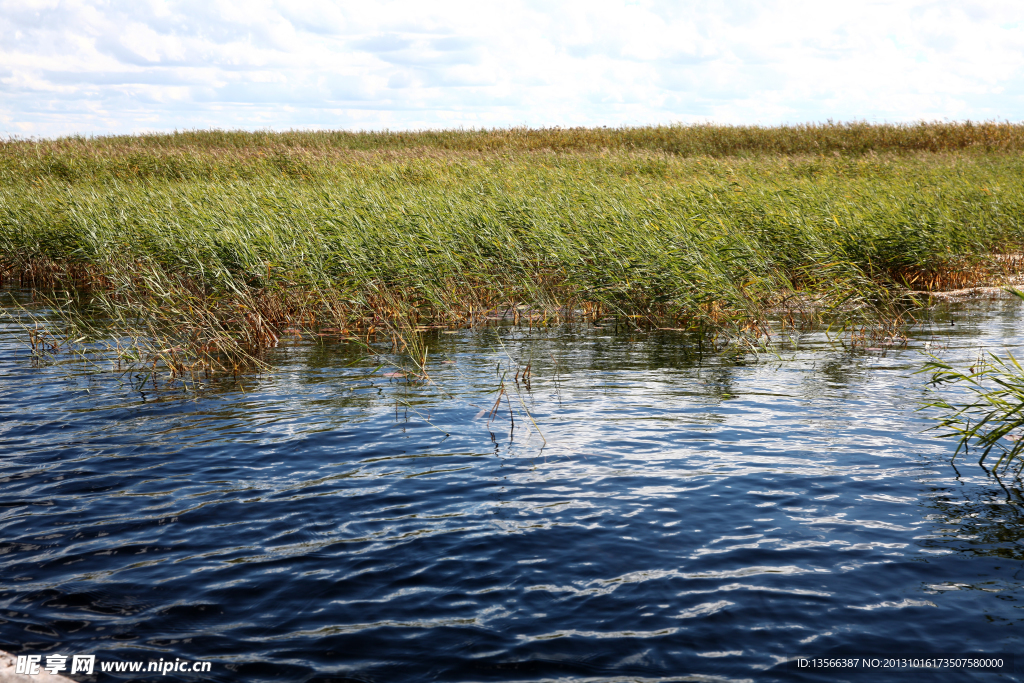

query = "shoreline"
[{"left": 0, "top": 651, "right": 75, "bottom": 683}]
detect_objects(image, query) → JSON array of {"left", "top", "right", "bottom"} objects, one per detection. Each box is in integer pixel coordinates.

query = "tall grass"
[
  {"left": 920, "top": 289, "right": 1024, "bottom": 471},
  {"left": 6, "top": 121, "right": 1024, "bottom": 160},
  {"left": 924, "top": 350, "right": 1024, "bottom": 471},
  {"left": 2, "top": 124, "right": 1024, "bottom": 377}
]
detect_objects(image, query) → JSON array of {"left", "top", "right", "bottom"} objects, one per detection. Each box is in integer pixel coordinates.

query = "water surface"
[{"left": 1, "top": 294, "right": 1022, "bottom": 681}]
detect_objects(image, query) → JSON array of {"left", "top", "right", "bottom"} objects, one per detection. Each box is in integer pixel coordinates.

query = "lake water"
[{"left": 1, "top": 292, "right": 1022, "bottom": 682}]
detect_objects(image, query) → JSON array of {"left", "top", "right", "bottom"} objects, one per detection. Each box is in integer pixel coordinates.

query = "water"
[{"left": 1, "top": 293, "right": 1022, "bottom": 682}]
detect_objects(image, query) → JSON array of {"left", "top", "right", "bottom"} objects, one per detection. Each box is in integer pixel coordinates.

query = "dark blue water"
[{"left": 1, "top": 293, "right": 1022, "bottom": 682}]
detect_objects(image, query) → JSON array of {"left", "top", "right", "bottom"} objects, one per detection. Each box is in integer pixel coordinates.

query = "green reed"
[
  {"left": 919, "top": 289, "right": 1024, "bottom": 471},
  {"left": 922, "top": 355, "right": 1024, "bottom": 472},
  {"left": 2, "top": 124, "right": 1024, "bottom": 378}
]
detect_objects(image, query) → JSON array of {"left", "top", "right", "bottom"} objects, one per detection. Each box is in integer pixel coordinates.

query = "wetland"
[{"left": 2, "top": 123, "right": 1024, "bottom": 681}]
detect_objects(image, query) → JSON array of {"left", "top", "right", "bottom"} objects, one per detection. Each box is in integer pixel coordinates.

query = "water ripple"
[{"left": 1, "top": 296, "right": 1022, "bottom": 680}]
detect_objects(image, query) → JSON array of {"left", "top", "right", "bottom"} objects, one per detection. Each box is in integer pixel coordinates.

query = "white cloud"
[{"left": 1, "top": 0, "right": 1022, "bottom": 137}]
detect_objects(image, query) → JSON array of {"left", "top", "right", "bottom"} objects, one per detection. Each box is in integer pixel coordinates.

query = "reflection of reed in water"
[{"left": 922, "top": 466, "right": 1024, "bottom": 564}]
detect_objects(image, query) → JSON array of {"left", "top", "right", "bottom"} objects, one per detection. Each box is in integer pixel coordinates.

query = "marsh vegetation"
[{"left": 2, "top": 121, "right": 1024, "bottom": 380}]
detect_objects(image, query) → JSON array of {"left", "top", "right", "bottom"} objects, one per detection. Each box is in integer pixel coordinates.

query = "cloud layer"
[{"left": 2, "top": 0, "right": 1022, "bottom": 137}]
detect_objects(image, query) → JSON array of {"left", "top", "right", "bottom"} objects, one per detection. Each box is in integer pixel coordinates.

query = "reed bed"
[
  {"left": 7, "top": 120, "right": 1024, "bottom": 159},
  {"left": 2, "top": 123, "right": 1024, "bottom": 379}
]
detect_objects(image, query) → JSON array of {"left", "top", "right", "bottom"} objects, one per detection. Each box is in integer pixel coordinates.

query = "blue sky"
[{"left": 2, "top": 0, "right": 1022, "bottom": 138}]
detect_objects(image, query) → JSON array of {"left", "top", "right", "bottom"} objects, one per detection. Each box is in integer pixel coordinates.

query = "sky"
[{"left": 1, "top": 0, "right": 1022, "bottom": 138}]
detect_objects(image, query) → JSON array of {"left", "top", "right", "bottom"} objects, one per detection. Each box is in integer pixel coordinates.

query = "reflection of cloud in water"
[
  {"left": 673, "top": 600, "right": 734, "bottom": 619},
  {"left": 848, "top": 598, "right": 938, "bottom": 610}
]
